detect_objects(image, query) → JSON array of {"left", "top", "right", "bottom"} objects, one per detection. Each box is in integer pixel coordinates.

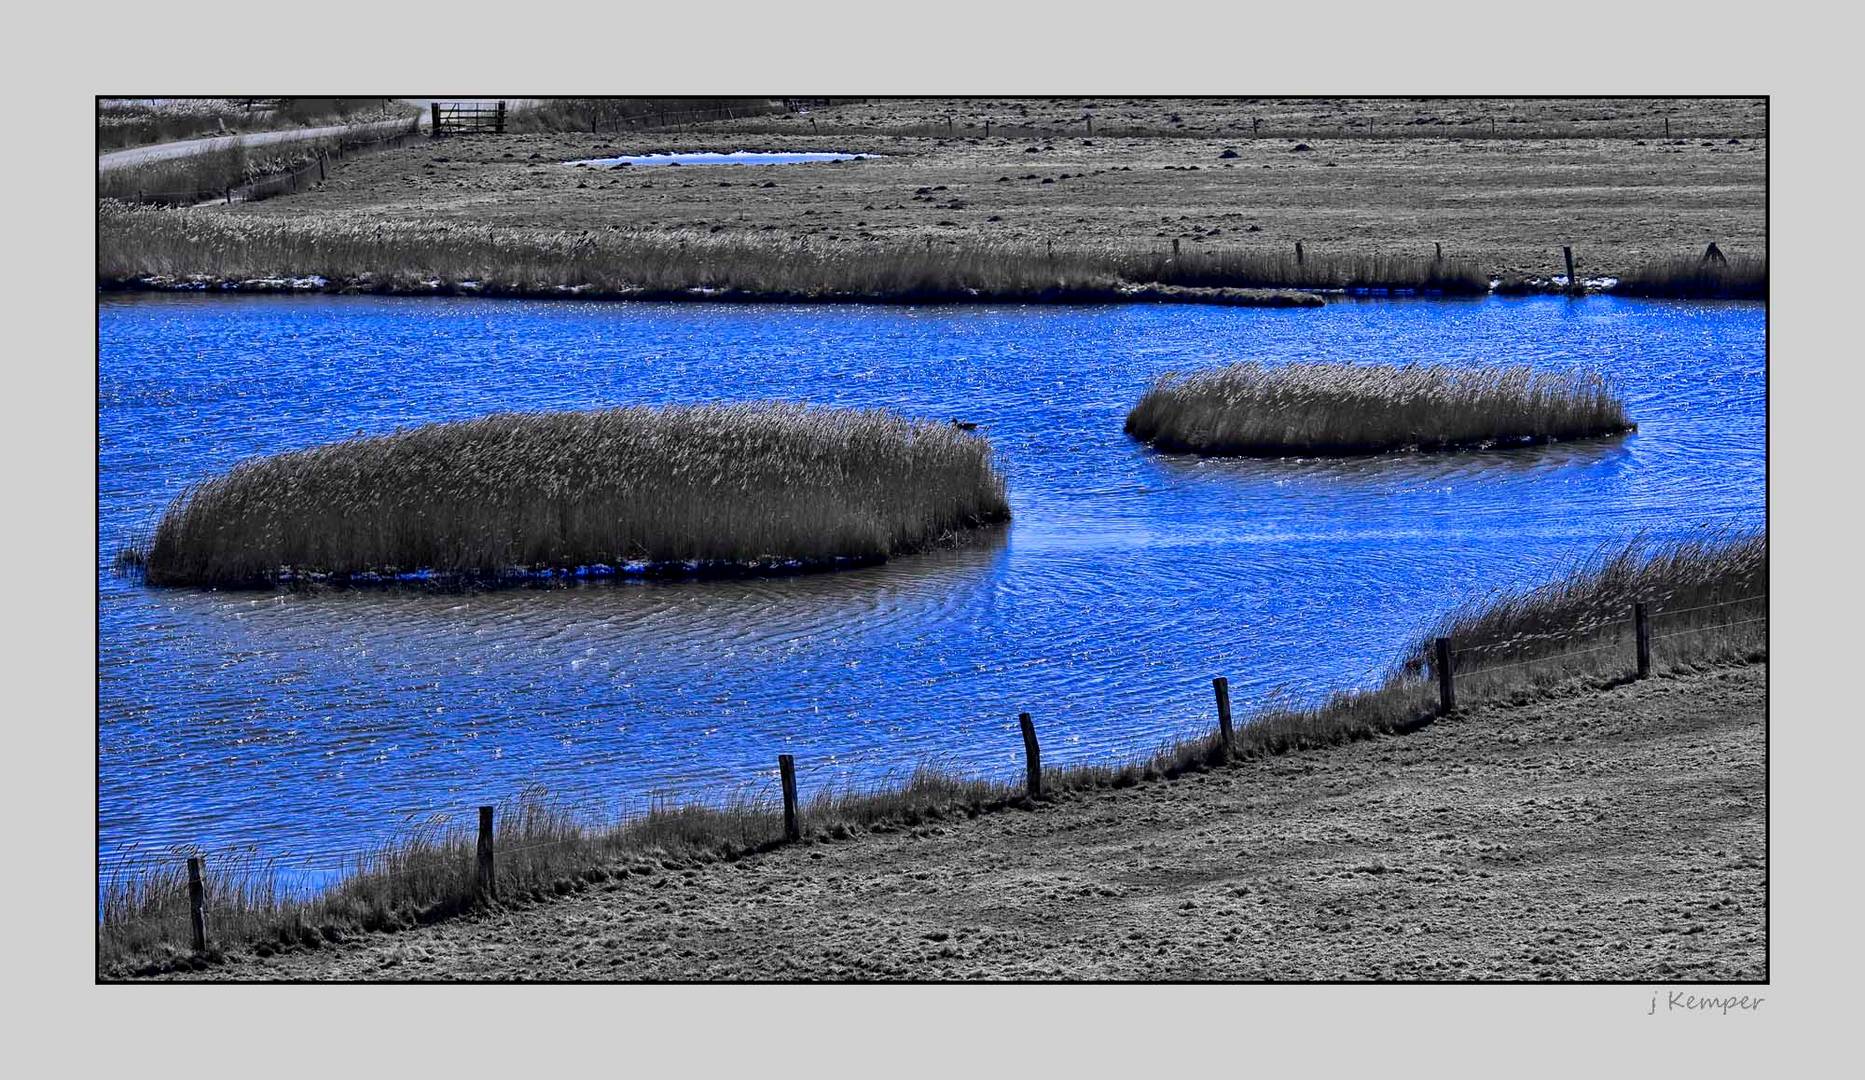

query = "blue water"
[
  {"left": 565, "top": 151, "right": 870, "bottom": 168},
  {"left": 97, "top": 293, "right": 1765, "bottom": 878}
]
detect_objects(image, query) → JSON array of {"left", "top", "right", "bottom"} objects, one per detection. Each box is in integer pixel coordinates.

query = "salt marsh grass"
[
  {"left": 1125, "top": 361, "right": 1632, "bottom": 456},
  {"left": 1612, "top": 253, "right": 1766, "bottom": 300},
  {"left": 139, "top": 404, "right": 1011, "bottom": 588},
  {"left": 1410, "top": 532, "right": 1767, "bottom": 677},
  {"left": 95, "top": 205, "right": 1316, "bottom": 304},
  {"left": 1116, "top": 248, "right": 1489, "bottom": 294}
]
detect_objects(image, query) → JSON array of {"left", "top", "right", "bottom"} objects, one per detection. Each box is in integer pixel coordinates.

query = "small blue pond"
[
  {"left": 97, "top": 293, "right": 1765, "bottom": 884},
  {"left": 565, "top": 151, "right": 871, "bottom": 168}
]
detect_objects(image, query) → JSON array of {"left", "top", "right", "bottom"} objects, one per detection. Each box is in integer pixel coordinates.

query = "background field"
[{"left": 186, "top": 96, "right": 1764, "bottom": 282}]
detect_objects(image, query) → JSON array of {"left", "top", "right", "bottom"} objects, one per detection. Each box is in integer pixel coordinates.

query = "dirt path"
[
  {"left": 97, "top": 118, "right": 418, "bottom": 173},
  {"left": 193, "top": 663, "right": 1766, "bottom": 982}
]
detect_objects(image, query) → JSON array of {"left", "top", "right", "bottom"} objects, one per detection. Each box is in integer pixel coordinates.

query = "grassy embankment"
[
  {"left": 130, "top": 404, "right": 1011, "bottom": 589},
  {"left": 1610, "top": 253, "right": 1767, "bottom": 300},
  {"left": 97, "top": 98, "right": 415, "bottom": 153},
  {"left": 1125, "top": 361, "right": 1632, "bottom": 456},
  {"left": 95, "top": 205, "right": 1512, "bottom": 303},
  {"left": 99, "top": 532, "right": 1765, "bottom": 976},
  {"left": 98, "top": 121, "right": 420, "bottom": 207}
]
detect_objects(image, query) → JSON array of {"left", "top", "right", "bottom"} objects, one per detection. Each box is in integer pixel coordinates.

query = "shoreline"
[
  {"left": 97, "top": 273, "right": 1768, "bottom": 309},
  {"left": 1134, "top": 425, "right": 1638, "bottom": 460},
  {"left": 128, "top": 659, "right": 1767, "bottom": 982},
  {"left": 98, "top": 274, "right": 1329, "bottom": 309}
]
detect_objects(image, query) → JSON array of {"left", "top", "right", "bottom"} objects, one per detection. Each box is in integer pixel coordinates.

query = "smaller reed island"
[
  {"left": 130, "top": 403, "right": 1011, "bottom": 588},
  {"left": 1125, "top": 361, "right": 1633, "bottom": 457}
]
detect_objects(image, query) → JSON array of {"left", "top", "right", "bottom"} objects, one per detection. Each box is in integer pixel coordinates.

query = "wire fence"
[
  {"left": 101, "top": 117, "right": 423, "bottom": 207},
  {"left": 100, "top": 590, "right": 1766, "bottom": 957}
]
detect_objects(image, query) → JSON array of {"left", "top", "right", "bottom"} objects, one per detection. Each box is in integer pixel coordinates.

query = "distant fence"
[
  {"left": 99, "top": 590, "right": 1765, "bottom": 960},
  {"left": 429, "top": 101, "right": 507, "bottom": 137},
  {"left": 104, "top": 116, "right": 421, "bottom": 207}
]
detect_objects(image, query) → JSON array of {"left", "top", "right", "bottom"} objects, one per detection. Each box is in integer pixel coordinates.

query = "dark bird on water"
[{"left": 950, "top": 419, "right": 979, "bottom": 431}]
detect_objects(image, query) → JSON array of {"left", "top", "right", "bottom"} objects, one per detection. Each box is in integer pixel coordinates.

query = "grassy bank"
[
  {"left": 135, "top": 404, "right": 1010, "bottom": 589},
  {"left": 1610, "top": 252, "right": 1766, "bottom": 300},
  {"left": 1125, "top": 361, "right": 1632, "bottom": 457},
  {"left": 97, "top": 98, "right": 414, "bottom": 153},
  {"left": 98, "top": 122, "right": 420, "bottom": 207},
  {"left": 1410, "top": 531, "right": 1767, "bottom": 678},
  {"left": 99, "top": 533, "right": 1765, "bottom": 977},
  {"left": 96, "top": 204, "right": 1333, "bottom": 305}
]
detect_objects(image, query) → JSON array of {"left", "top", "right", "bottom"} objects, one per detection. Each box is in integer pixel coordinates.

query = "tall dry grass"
[
  {"left": 1410, "top": 531, "right": 1767, "bottom": 677},
  {"left": 1115, "top": 248, "right": 1488, "bottom": 294},
  {"left": 1126, "top": 361, "right": 1632, "bottom": 456},
  {"left": 95, "top": 205, "right": 1321, "bottom": 303},
  {"left": 138, "top": 404, "right": 1011, "bottom": 588},
  {"left": 1611, "top": 253, "right": 1766, "bottom": 300}
]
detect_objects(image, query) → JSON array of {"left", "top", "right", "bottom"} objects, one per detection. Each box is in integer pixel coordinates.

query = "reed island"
[
  {"left": 1125, "top": 361, "right": 1634, "bottom": 457},
  {"left": 134, "top": 403, "right": 1011, "bottom": 588}
]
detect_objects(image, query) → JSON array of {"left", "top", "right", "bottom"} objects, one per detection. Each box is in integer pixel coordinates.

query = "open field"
[
  {"left": 131, "top": 404, "right": 1011, "bottom": 588},
  {"left": 1126, "top": 362, "right": 1631, "bottom": 456},
  {"left": 152, "top": 660, "right": 1766, "bottom": 981},
  {"left": 148, "top": 96, "right": 1762, "bottom": 284}
]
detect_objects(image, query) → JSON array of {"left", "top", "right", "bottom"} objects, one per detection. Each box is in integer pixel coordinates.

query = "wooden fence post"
[
  {"left": 317, "top": 154, "right": 326, "bottom": 182},
  {"left": 1664, "top": 117, "right": 1671, "bottom": 139},
  {"left": 476, "top": 805, "right": 495, "bottom": 902},
  {"left": 1212, "top": 676, "right": 1234, "bottom": 748},
  {"left": 1434, "top": 637, "right": 1456, "bottom": 715},
  {"left": 1435, "top": 241, "right": 1443, "bottom": 261},
  {"left": 1172, "top": 238, "right": 1180, "bottom": 257},
  {"left": 186, "top": 855, "right": 207, "bottom": 952},
  {"left": 430, "top": 102, "right": 441, "bottom": 139},
  {"left": 1563, "top": 245, "right": 1578, "bottom": 292},
  {"left": 1634, "top": 603, "right": 1652, "bottom": 679},
  {"left": 778, "top": 754, "right": 800, "bottom": 842},
  {"left": 984, "top": 119, "right": 991, "bottom": 138},
  {"left": 1018, "top": 712, "right": 1042, "bottom": 797},
  {"left": 1295, "top": 240, "right": 1305, "bottom": 265},
  {"left": 496, "top": 101, "right": 507, "bottom": 135},
  {"left": 1085, "top": 115, "right": 1093, "bottom": 137}
]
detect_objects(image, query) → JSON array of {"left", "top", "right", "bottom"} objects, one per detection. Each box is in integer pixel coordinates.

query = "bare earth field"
[
  {"left": 208, "top": 96, "right": 1765, "bottom": 281},
  {"left": 186, "top": 662, "right": 1765, "bottom": 982}
]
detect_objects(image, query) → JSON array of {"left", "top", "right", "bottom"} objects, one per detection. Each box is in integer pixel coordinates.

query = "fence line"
[{"left": 102, "top": 595, "right": 1766, "bottom": 953}]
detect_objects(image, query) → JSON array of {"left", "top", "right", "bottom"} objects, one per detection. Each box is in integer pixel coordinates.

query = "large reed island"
[
  {"left": 1125, "top": 361, "right": 1633, "bottom": 457},
  {"left": 137, "top": 404, "right": 1011, "bottom": 588}
]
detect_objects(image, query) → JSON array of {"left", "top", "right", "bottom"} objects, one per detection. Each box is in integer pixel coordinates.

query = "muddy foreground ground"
[
  {"left": 189, "top": 662, "right": 1765, "bottom": 982},
  {"left": 214, "top": 96, "right": 1765, "bottom": 281}
]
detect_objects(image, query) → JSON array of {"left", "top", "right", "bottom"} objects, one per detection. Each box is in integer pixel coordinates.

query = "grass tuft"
[
  {"left": 1409, "top": 530, "right": 1766, "bottom": 677},
  {"left": 139, "top": 404, "right": 1011, "bottom": 589},
  {"left": 1126, "top": 361, "right": 1632, "bottom": 456},
  {"left": 1611, "top": 252, "right": 1766, "bottom": 300}
]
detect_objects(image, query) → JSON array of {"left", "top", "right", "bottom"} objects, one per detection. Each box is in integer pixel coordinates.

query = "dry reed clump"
[
  {"left": 1408, "top": 531, "right": 1767, "bottom": 677},
  {"left": 1115, "top": 248, "right": 1490, "bottom": 294},
  {"left": 1125, "top": 361, "right": 1633, "bottom": 457},
  {"left": 139, "top": 404, "right": 1011, "bottom": 588},
  {"left": 1610, "top": 253, "right": 1766, "bottom": 300},
  {"left": 98, "top": 532, "right": 1766, "bottom": 977}
]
